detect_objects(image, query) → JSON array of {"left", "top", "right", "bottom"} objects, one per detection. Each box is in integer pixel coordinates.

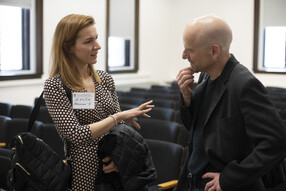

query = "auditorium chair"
[
  {"left": 9, "top": 104, "right": 33, "bottom": 119},
  {"left": 170, "top": 81, "right": 180, "bottom": 91},
  {"left": 0, "top": 148, "right": 12, "bottom": 190},
  {"left": 145, "top": 92, "right": 178, "bottom": 101},
  {"left": 120, "top": 103, "right": 138, "bottom": 111},
  {"left": 118, "top": 96, "right": 144, "bottom": 105},
  {"left": 137, "top": 118, "right": 181, "bottom": 144},
  {"left": 116, "top": 90, "right": 126, "bottom": 98},
  {"left": 124, "top": 91, "right": 146, "bottom": 98},
  {"left": 36, "top": 106, "right": 54, "bottom": 124},
  {"left": 150, "top": 85, "right": 171, "bottom": 92},
  {"left": 149, "top": 87, "right": 181, "bottom": 98},
  {"left": 0, "top": 102, "right": 13, "bottom": 117},
  {"left": 130, "top": 87, "right": 148, "bottom": 92},
  {"left": 2, "top": 118, "right": 42, "bottom": 148},
  {"left": 266, "top": 86, "right": 286, "bottom": 94},
  {"left": 146, "top": 139, "right": 185, "bottom": 190},
  {"left": 0, "top": 115, "right": 11, "bottom": 148},
  {"left": 174, "top": 110, "right": 183, "bottom": 125},
  {"left": 143, "top": 98, "right": 176, "bottom": 109},
  {"left": 269, "top": 94, "right": 286, "bottom": 102},
  {"left": 33, "top": 123, "right": 65, "bottom": 159},
  {"left": 143, "top": 107, "right": 175, "bottom": 121}
]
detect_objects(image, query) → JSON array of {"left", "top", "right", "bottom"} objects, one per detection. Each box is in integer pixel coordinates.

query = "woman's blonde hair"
[{"left": 50, "top": 14, "right": 100, "bottom": 91}]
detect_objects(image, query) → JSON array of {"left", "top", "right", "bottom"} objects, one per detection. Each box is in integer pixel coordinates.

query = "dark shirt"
[{"left": 188, "top": 77, "right": 218, "bottom": 176}]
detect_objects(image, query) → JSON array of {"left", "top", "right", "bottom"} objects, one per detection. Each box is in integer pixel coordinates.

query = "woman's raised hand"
[{"left": 115, "top": 100, "right": 154, "bottom": 129}]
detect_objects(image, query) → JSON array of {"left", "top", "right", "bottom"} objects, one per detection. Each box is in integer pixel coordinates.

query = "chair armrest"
[
  {"left": 158, "top": 180, "right": 178, "bottom": 190},
  {"left": 0, "top": 142, "right": 7, "bottom": 148}
]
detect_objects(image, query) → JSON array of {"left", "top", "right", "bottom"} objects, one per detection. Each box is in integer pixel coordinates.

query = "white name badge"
[{"left": 72, "top": 92, "right": 95, "bottom": 109}]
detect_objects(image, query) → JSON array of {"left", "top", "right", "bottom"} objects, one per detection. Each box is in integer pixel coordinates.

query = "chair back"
[
  {"left": 144, "top": 107, "right": 175, "bottom": 121},
  {"left": 0, "top": 148, "right": 12, "bottom": 190},
  {"left": 137, "top": 118, "right": 180, "bottom": 144},
  {"left": 0, "top": 102, "right": 13, "bottom": 116},
  {"left": 118, "top": 96, "right": 144, "bottom": 105},
  {"left": 33, "top": 123, "right": 65, "bottom": 159},
  {"left": 0, "top": 115, "right": 11, "bottom": 144},
  {"left": 10, "top": 105, "right": 33, "bottom": 119},
  {"left": 146, "top": 139, "right": 184, "bottom": 186},
  {"left": 37, "top": 106, "right": 54, "bottom": 124},
  {"left": 5, "top": 118, "right": 42, "bottom": 146},
  {"left": 144, "top": 98, "right": 175, "bottom": 109}
]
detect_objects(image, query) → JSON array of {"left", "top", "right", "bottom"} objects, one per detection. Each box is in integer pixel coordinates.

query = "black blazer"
[{"left": 176, "top": 55, "right": 286, "bottom": 191}]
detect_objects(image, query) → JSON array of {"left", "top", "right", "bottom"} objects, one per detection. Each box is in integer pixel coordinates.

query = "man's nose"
[{"left": 182, "top": 50, "right": 188, "bottom": 59}]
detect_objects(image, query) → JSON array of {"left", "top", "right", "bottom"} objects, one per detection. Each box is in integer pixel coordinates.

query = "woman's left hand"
[{"left": 102, "top": 156, "right": 118, "bottom": 173}]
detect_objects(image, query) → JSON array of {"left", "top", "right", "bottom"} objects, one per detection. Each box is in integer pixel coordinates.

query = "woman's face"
[{"left": 70, "top": 25, "right": 101, "bottom": 67}]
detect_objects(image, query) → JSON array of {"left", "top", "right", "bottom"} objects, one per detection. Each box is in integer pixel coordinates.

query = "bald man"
[{"left": 176, "top": 15, "right": 286, "bottom": 191}]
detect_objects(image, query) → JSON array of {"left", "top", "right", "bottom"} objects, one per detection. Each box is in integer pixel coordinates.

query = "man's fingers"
[
  {"left": 202, "top": 172, "right": 215, "bottom": 179},
  {"left": 102, "top": 156, "right": 111, "bottom": 163}
]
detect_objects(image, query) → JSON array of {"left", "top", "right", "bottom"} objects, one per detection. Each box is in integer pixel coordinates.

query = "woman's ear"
[{"left": 63, "top": 42, "right": 72, "bottom": 54}]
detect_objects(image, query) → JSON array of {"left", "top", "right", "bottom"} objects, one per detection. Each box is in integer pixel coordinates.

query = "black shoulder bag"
[{"left": 7, "top": 91, "right": 72, "bottom": 191}]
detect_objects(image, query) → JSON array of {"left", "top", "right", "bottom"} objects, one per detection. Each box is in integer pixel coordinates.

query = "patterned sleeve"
[
  {"left": 43, "top": 77, "right": 93, "bottom": 146},
  {"left": 97, "top": 70, "right": 121, "bottom": 114}
]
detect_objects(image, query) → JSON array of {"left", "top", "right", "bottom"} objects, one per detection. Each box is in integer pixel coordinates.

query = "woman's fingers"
[
  {"left": 137, "top": 101, "right": 154, "bottom": 117},
  {"left": 143, "top": 113, "right": 151, "bottom": 118},
  {"left": 102, "top": 157, "right": 119, "bottom": 173},
  {"left": 140, "top": 100, "right": 154, "bottom": 109},
  {"left": 131, "top": 120, "right": 141, "bottom": 130}
]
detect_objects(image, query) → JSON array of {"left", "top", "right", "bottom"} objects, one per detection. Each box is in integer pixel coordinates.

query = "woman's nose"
[{"left": 94, "top": 40, "right": 101, "bottom": 50}]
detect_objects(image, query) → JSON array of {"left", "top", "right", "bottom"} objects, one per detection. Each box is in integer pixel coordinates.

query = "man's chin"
[{"left": 190, "top": 67, "right": 199, "bottom": 73}]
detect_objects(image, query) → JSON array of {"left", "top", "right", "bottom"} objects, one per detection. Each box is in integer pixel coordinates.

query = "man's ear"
[{"left": 211, "top": 44, "right": 220, "bottom": 60}]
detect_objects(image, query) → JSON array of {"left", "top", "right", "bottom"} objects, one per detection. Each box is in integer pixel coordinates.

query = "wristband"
[{"left": 110, "top": 115, "right": 118, "bottom": 126}]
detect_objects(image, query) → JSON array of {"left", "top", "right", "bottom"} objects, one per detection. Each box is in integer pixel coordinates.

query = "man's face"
[{"left": 182, "top": 26, "right": 213, "bottom": 73}]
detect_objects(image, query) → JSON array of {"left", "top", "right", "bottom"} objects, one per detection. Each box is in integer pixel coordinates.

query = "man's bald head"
[{"left": 184, "top": 15, "right": 233, "bottom": 54}]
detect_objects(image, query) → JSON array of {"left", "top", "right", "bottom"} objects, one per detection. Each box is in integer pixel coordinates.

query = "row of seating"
[
  {"left": 0, "top": 115, "right": 188, "bottom": 149},
  {"left": 0, "top": 84, "right": 188, "bottom": 190},
  {"left": 1, "top": 83, "right": 285, "bottom": 190},
  {"left": 117, "top": 84, "right": 182, "bottom": 111},
  {"left": 0, "top": 117, "right": 64, "bottom": 157},
  {"left": 0, "top": 116, "right": 187, "bottom": 190},
  {"left": 0, "top": 103, "right": 33, "bottom": 119}
]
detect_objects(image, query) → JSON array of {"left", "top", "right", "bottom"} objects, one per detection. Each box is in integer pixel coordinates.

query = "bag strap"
[
  {"left": 60, "top": 79, "right": 72, "bottom": 159},
  {"left": 27, "top": 80, "right": 71, "bottom": 131},
  {"left": 28, "top": 91, "right": 44, "bottom": 132},
  {"left": 28, "top": 77, "right": 73, "bottom": 158}
]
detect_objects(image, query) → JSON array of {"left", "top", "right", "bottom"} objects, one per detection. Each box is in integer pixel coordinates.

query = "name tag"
[{"left": 72, "top": 92, "right": 95, "bottom": 109}]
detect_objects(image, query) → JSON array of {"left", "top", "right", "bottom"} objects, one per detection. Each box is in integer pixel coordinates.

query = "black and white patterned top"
[{"left": 43, "top": 70, "right": 121, "bottom": 190}]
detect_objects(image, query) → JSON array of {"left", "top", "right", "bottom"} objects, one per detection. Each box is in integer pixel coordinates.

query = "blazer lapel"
[
  {"left": 204, "top": 54, "right": 238, "bottom": 126},
  {"left": 204, "top": 80, "right": 226, "bottom": 126}
]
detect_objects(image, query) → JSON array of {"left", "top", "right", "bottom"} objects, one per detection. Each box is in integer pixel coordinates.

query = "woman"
[{"left": 44, "top": 14, "right": 153, "bottom": 190}]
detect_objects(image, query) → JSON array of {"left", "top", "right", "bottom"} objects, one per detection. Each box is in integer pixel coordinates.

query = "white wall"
[{"left": 0, "top": 0, "right": 285, "bottom": 105}]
